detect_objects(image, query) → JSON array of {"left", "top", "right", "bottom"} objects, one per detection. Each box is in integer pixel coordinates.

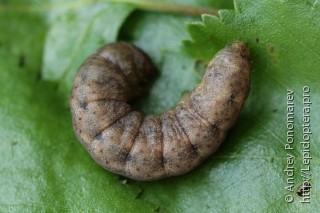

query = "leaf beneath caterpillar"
[{"left": 1, "top": 0, "right": 319, "bottom": 212}]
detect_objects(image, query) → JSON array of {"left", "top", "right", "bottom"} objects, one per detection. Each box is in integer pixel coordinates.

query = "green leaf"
[
  {"left": 1, "top": 0, "right": 319, "bottom": 212},
  {"left": 42, "top": 2, "right": 135, "bottom": 103}
]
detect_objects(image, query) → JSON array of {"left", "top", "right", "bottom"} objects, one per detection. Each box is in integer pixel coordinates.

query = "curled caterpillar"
[{"left": 70, "top": 41, "right": 251, "bottom": 181}]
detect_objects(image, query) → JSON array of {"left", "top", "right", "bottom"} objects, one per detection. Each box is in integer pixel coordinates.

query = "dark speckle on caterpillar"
[{"left": 70, "top": 41, "right": 251, "bottom": 181}]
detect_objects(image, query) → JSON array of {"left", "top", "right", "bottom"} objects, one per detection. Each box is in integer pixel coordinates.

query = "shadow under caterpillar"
[{"left": 70, "top": 41, "right": 251, "bottom": 181}]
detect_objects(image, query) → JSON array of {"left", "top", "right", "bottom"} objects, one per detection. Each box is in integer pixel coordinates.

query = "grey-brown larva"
[{"left": 70, "top": 41, "right": 251, "bottom": 181}]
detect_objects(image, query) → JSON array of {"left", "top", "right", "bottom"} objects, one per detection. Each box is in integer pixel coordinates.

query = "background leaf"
[
  {"left": 1, "top": 0, "right": 319, "bottom": 212},
  {"left": 42, "top": 2, "right": 135, "bottom": 103}
]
